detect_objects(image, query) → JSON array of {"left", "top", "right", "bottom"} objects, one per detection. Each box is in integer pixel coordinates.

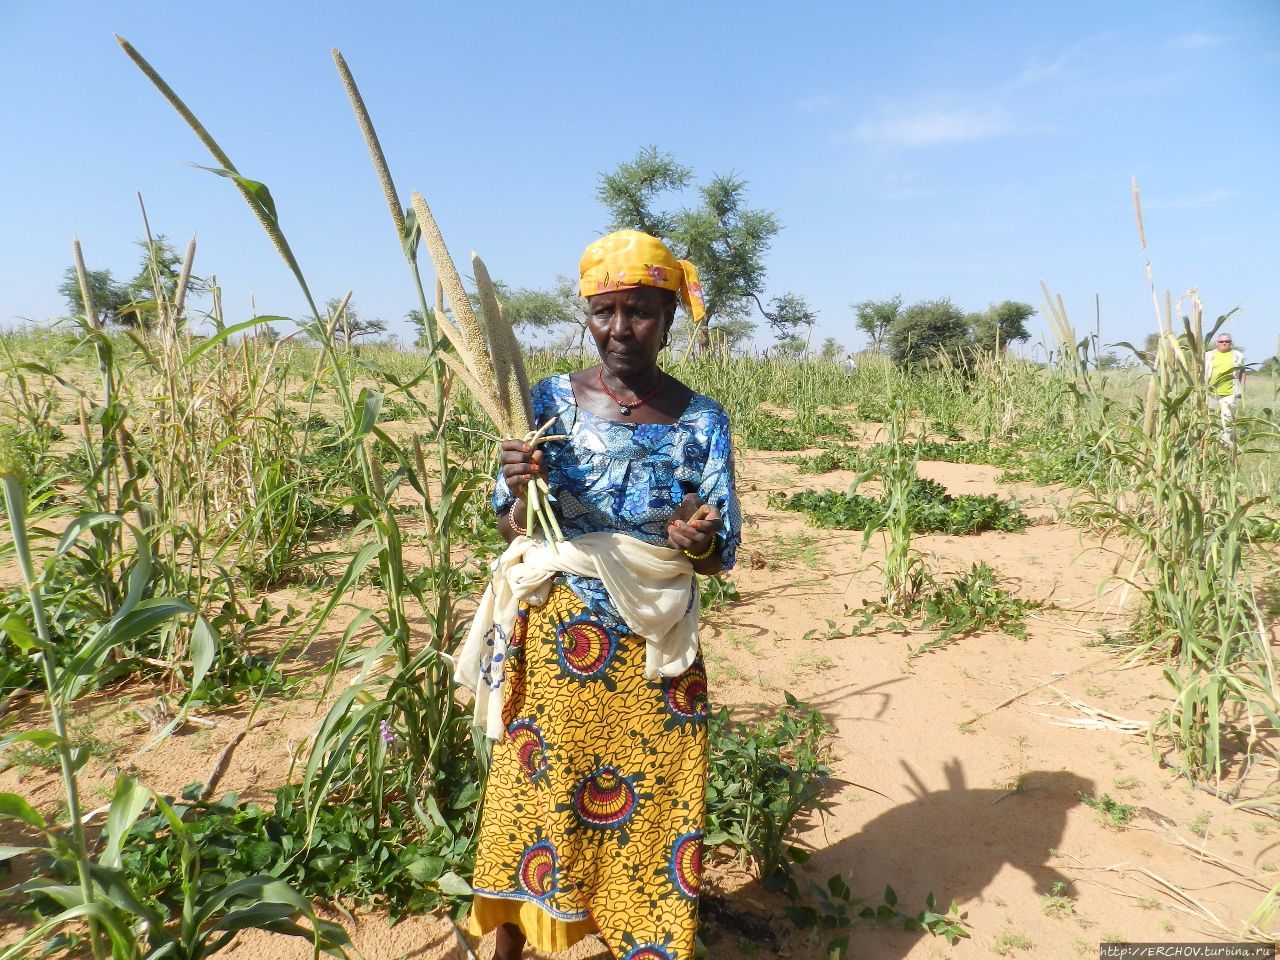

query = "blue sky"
[{"left": 2, "top": 1, "right": 1277, "bottom": 358}]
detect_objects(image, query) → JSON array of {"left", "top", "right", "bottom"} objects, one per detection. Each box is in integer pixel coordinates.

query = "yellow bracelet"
[{"left": 683, "top": 535, "right": 717, "bottom": 561}]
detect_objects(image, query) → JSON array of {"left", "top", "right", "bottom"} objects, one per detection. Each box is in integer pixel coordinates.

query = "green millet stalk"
[{"left": 0, "top": 427, "right": 105, "bottom": 960}]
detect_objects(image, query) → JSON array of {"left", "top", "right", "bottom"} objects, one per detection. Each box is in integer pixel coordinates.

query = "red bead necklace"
[{"left": 597, "top": 368, "right": 665, "bottom": 416}]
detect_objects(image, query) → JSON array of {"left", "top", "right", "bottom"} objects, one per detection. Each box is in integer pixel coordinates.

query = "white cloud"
[
  {"left": 1143, "top": 188, "right": 1238, "bottom": 210},
  {"left": 855, "top": 104, "right": 1012, "bottom": 148},
  {"left": 1167, "top": 32, "right": 1223, "bottom": 50}
]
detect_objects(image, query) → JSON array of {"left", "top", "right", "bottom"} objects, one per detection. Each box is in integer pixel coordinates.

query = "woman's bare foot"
[{"left": 494, "top": 922, "right": 526, "bottom": 960}]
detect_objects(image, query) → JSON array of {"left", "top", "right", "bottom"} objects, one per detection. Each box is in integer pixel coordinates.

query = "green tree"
[
  {"left": 970, "top": 300, "right": 1034, "bottom": 353},
  {"left": 59, "top": 235, "right": 205, "bottom": 328},
  {"left": 406, "top": 309, "right": 431, "bottom": 349},
  {"left": 597, "top": 146, "right": 803, "bottom": 353},
  {"left": 596, "top": 145, "right": 691, "bottom": 239},
  {"left": 851, "top": 295, "right": 902, "bottom": 353},
  {"left": 820, "top": 337, "right": 845, "bottom": 361},
  {"left": 887, "top": 298, "right": 972, "bottom": 368},
  {"left": 124, "top": 235, "right": 207, "bottom": 327},
  {"left": 501, "top": 276, "right": 592, "bottom": 350},
  {"left": 664, "top": 315, "right": 757, "bottom": 355},
  {"left": 57, "top": 267, "right": 130, "bottom": 327},
  {"left": 764, "top": 292, "right": 818, "bottom": 348}
]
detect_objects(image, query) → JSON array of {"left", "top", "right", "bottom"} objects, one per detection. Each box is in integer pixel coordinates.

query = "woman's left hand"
[{"left": 667, "top": 500, "right": 722, "bottom": 560}]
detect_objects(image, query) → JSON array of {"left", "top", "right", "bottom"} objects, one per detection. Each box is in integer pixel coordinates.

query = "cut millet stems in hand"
[{"left": 518, "top": 419, "right": 567, "bottom": 545}]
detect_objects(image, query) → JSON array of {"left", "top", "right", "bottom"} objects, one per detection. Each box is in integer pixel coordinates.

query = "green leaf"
[
  {"left": 102, "top": 775, "right": 151, "bottom": 869},
  {"left": 437, "top": 870, "right": 473, "bottom": 896},
  {"left": 194, "top": 874, "right": 307, "bottom": 926},
  {"left": 191, "top": 164, "right": 280, "bottom": 223},
  {"left": 0, "top": 845, "right": 37, "bottom": 862},
  {"left": 354, "top": 387, "right": 383, "bottom": 438},
  {"left": 401, "top": 204, "right": 421, "bottom": 260},
  {"left": 60, "top": 597, "right": 194, "bottom": 702},
  {"left": 188, "top": 615, "right": 217, "bottom": 696},
  {"left": 55, "top": 512, "right": 123, "bottom": 555},
  {"left": 0, "top": 612, "right": 38, "bottom": 652},
  {"left": 85, "top": 861, "right": 165, "bottom": 930},
  {"left": 102, "top": 597, "right": 196, "bottom": 647},
  {"left": 784, "top": 904, "right": 817, "bottom": 928},
  {"left": 68, "top": 744, "right": 91, "bottom": 773},
  {"left": 883, "top": 884, "right": 897, "bottom": 907},
  {"left": 0, "top": 792, "right": 46, "bottom": 828},
  {"left": 406, "top": 855, "right": 445, "bottom": 882},
  {"left": 0, "top": 730, "right": 64, "bottom": 752},
  {"left": 0, "top": 899, "right": 137, "bottom": 958},
  {"left": 181, "top": 316, "right": 290, "bottom": 370}
]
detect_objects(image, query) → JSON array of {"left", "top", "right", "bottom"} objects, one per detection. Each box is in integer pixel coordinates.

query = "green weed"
[
  {"left": 1080, "top": 792, "right": 1138, "bottom": 829},
  {"left": 906, "top": 563, "right": 1039, "bottom": 655},
  {"left": 1040, "top": 881, "right": 1077, "bottom": 919},
  {"left": 700, "top": 573, "right": 742, "bottom": 614},
  {"left": 785, "top": 878, "right": 971, "bottom": 957},
  {"left": 770, "top": 478, "right": 1030, "bottom": 536},
  {"left": 705, "top": 694, "right": 833, "bottom": 895},
  {"left": 992, "top": 930, "right": 1034, "bottom": 955},
  {"left": 792, "top": 652, "right": 835, "bottom": 675}
]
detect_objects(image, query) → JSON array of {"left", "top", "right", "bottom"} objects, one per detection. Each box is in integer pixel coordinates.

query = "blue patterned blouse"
[{"left": 493, "top": 374, "right": 741, "bottom": 631}]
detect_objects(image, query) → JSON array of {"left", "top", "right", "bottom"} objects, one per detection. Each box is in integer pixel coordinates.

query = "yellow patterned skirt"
[{"left": 469, "top": 581, "right": 708, "bottom": 959}]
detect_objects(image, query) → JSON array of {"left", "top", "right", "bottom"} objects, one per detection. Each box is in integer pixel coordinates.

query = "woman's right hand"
[{"left": 500, "top": 438, "right": 543, "bottom": 502}]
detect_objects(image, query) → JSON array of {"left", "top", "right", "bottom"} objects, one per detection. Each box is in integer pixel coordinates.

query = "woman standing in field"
[{"left": 455, "top": 230, "right": 740, "bottom": 959}]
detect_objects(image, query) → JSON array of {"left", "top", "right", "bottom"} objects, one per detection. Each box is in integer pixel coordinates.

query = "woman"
[{"left": 457, "top": 230, "right": 741, "bottom": 959}]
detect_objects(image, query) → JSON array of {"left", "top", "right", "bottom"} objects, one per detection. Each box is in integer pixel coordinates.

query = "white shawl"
[{"left": 453, "top": 533, "right": 700, "bottom": 740}]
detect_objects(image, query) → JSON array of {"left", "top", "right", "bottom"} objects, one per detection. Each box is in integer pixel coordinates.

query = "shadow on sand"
[{"left": 701, "top": 759, "right": 1095, "bottom": 959}]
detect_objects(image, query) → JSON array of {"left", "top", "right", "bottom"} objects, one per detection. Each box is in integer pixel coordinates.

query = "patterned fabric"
[
  {"left": 473, "top": 373, "right": 736, "bottom": 956},
  {"left": 579, "top": 230, "right": 706, "bottom": 323},
  {"left": 470, "top": 583, "right": 708, "bottom": 958},
  {"left": 493, "top": 375, "right": 740, "bottom": 632}
]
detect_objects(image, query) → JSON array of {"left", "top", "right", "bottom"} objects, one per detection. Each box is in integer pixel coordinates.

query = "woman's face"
[{"left": 587, "top": 286, "right": 675, "bottom": 378}]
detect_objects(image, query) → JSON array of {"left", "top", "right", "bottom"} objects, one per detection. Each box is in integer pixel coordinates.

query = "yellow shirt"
[{"left": 1209, "top": 349, "right": 1236, "bottom": 396}]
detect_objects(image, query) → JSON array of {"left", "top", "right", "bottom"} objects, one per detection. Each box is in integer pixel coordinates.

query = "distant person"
[
  {"left": 1204, "top": 333, "right": 1245, "bottom": 445},
  {"left": 843, "top": 352, "right": 857, "bottom": 374}
]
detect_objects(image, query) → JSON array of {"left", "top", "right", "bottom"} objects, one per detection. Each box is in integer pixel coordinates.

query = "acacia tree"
[
  {"left": 887, "top": 298, "right": 972, "bottom": 368},
  {"left": 597, "top": 146, "right": 811, "bottom": 353},
  {"left": 500, "top": 277, "right": 591, "bottom": 351},
  {"left": 851, "top": 295, "right": 903, "bottom": 353},
  {"left": 969, "top": 300, "right": 1034, "bottom": 354},
  {"left": 58, "top": 267, "right": 131, "bottom": 327},
  {"left": 325, "top": 296, "right": 386, "bottom": 347},
  {"left": 58, "top": 235, "right": 205, "bottom": 328}
]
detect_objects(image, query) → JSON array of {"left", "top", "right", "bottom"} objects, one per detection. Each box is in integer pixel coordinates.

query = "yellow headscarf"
[{"left": 578, "top": 230, "right": 707, "bottom": 323}]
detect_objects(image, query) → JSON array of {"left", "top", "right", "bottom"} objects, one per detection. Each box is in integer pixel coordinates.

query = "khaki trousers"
[{"left": 1211, "top": 393, "right": 1239, "bottom": 445}]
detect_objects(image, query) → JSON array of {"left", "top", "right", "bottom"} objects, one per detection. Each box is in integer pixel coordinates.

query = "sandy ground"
[{"left": 3, "top": 431, "right": 1278, "bottom": 959}]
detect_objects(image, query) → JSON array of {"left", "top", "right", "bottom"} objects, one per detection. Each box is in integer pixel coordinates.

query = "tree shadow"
[{"left": 705, "top": 758, "right": 1094, "bottom": 959}]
